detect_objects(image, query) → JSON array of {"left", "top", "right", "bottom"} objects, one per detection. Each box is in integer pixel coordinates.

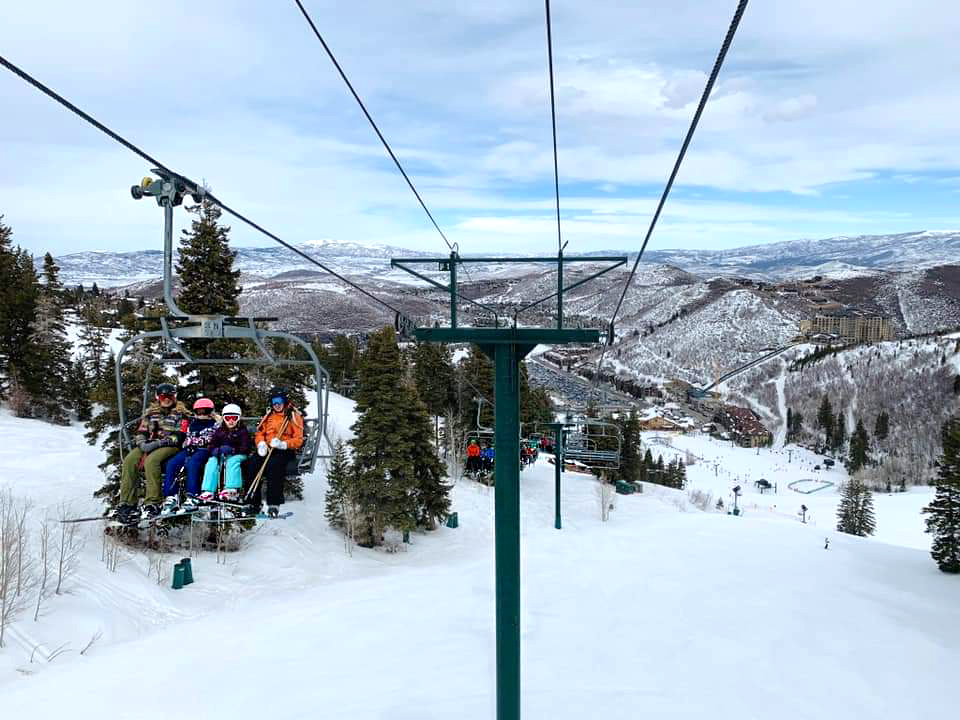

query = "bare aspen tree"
[
  {"left": 34, "top": 517, "right": 52, "bottom": 621},
  {"left": 1, "top": 490, "right": 37, "bottom": 647},
  {"left": 445, "top": 410, "right": 465, "bottom": 479},
  {"left": 55, "top": 503, "right": 84, "bottom": 595}
]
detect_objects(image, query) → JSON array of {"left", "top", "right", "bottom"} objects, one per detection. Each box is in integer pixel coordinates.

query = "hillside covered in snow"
[{"left": 1, "top": 402, "right": 958, "bottom": 719}]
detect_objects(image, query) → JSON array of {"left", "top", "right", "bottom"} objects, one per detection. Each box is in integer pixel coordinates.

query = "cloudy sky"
[{"left": 2, "top": 0, "right": 959, "bottom": 257}]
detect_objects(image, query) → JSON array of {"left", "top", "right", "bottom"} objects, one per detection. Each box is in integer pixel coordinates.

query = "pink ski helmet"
[{"left": 193, "top": 397, "right": 215, "bottom": 411}]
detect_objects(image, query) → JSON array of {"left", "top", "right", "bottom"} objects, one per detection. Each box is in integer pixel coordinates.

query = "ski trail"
[{"left": 774, "top": 361, "right": 787, "bottom": 447}]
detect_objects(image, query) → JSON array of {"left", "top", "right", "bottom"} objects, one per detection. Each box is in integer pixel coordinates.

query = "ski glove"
[
  {"left": 257, "top": 441, "right": 268, "bottom": 457},
  {"left": 140, "top": 440, "right": 161, "bottom": 453},
  {"left": 270, "top": 438, "right": 287, "bottom": 450}
]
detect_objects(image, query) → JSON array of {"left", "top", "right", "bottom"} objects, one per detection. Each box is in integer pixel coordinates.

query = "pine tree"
[
  {"left": 67, "top": 359, "right": 93, "bottom": 422},
  {"left": 404, "top": 383, "right": 452, "bottom": 529},
  {"left": 848, "top": 419, "right": 870, "bottom": 473},
  {"left": 836, "top": 477, "right": 876, "bottom": 537},
  {"left": 874, "top": 410, "right": 889, "bottom": 441},
  {"left": 324, "top": 439, "right": 353, "bottom": 529},
  {"left": 0, "top": 218, "right": 39, "bottom": 402},
  {"left": 616, "top": 409, "right": 642, "bottom": 483},
  {"left": 457, "top": 347, "right": 494, "bottom": 430},
  {"left": 832, "top": 411, "right": 846, "bottom": 453},
  {"left": 174, "top": 198, "right": 246, "bottom": 403},
  {"left": 923, "top": 417, "right": 960, "bottom": 573},
  {"left": 676, "top": 458, "right": 687, "bottom": 489},
  {"left": 817, "top": 395, "right": 834, "bottom": 449},
  {"left": 21, "top": 253, "right": 72, "bottom": 422},
  {"left": 78, "top": 322, "right": 109, "bottom": 381},
  {"left": 350, "top": 327, "right": 420, "bottom": 546},
  {"left": 412, "top": 341, "right": 456, "bottom": 446}
]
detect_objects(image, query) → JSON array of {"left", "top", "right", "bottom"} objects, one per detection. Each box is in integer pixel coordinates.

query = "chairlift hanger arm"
[
  {"left": 515, "top": 257, "right": 627, "bottom": 316},
  {"left": 392, "top": 256, "right": 627, "bottom": 264},
  {"left": 391, "top": 259, "right": 499, "bottom": 321}
]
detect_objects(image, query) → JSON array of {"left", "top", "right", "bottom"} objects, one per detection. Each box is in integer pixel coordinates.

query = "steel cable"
[
  {"left": 0, "top": 54, "right": 411, "bottom": 319},
  {"left": 591, "top": 0, "right": 749, "bottom": 389}
]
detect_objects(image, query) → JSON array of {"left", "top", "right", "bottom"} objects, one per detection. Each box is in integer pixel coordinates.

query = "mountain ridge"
[{"left": 38, "top": 230, "right": 960, "bottom": 287}]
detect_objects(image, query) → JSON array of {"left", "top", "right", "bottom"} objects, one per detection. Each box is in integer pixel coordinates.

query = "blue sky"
[{"left": 1, "top": 0, "right": 959, "bottom": 256}]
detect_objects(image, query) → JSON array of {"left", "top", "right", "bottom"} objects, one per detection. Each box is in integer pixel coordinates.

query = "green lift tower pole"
[
  {"left": 545, "top": 422, "right": 565, "bottom": 529},
  {"left": 391, "top": 253, "right": 625, "bottom": 720}
]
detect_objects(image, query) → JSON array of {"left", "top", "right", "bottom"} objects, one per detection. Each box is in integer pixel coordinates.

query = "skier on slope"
[
  {"left": 114, "top": 383, "right": 190, "bottom": 523},
  {"left": 200, "top": 403, "right": 252, "bottom": 502},
  {"left": 246, "top": 387, "right": 304, "bottom": 517},
  {"left": 161, "top": 397, "right": 218, "bottom": 513}
]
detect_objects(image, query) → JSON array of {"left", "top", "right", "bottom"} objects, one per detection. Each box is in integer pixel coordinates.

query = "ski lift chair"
[
  {"left": 561, "top": 419, "right": 622, "bottom": 470},
  {"left": 117, "top": 170, "right": 332, "bottom": 487}
]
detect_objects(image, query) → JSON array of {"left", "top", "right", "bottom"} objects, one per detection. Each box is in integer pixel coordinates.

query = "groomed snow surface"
[{"left": 2, "top": 397, "right": 958, "bottom": 719}]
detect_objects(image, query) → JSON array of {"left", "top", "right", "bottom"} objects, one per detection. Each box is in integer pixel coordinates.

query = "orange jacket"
[
  {"left": 255, "top": 408, "right": 304, "bottom": 450},
  {"left": 467, "top": 443, "right": 481, "bottom": 458}
]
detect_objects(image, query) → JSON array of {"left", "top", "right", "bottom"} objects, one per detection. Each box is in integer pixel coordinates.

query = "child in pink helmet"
[{"left": 162, "top": 397, "right": 218, "bottom": 513}]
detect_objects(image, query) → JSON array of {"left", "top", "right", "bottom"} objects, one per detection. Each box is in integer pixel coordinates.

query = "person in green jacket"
[{"left": 114, "top": 383, "right": 190, "bottom": 523}]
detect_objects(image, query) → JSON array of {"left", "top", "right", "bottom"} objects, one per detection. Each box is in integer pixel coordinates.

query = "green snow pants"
[{"left": 119, "top": 446, "right": 180, "bottom": 506}]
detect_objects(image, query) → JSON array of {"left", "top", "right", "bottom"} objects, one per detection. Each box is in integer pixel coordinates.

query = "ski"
[
  {"left": 257, "top": 511, "right": 294, "bottom": 520},
  {"left": 60, "top": 515, "right": 113, "bottom": 524},
  {"left": 189, "top": 510, "right": 293, "bottom": 523}
]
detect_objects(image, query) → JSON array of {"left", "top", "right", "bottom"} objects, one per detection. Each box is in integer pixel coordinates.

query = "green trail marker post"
[{"left": 391, "top": 252, "right": 625, "bottom": 720}]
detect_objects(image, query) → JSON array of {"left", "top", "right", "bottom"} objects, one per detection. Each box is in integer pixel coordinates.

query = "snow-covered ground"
[
  {"left": 642, "top": 431, "right": 936, "bottom": 550},
  {"left": 1, "top": 405, "right": 958, "bottom": 719}
]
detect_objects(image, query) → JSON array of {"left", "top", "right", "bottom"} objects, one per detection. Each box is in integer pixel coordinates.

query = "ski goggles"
[
  {"left": 223, "top": 414, "right": 241, "bottom": 422},
  {"left": 270, "top": 396, "right": 285, "bottom": 406}
]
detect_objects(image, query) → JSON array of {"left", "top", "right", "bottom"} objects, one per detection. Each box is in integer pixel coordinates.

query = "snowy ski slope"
[{"left": 1, "top": 400, "right": 958, "bottom": 719}]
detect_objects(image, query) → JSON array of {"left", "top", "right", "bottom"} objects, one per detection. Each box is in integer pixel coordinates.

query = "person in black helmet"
[
  {"left": 246, "top": 387, "right": 304, "bottom": 517},
  {"left": 115, "top": 382, "right": 190, "bottom": 523}
]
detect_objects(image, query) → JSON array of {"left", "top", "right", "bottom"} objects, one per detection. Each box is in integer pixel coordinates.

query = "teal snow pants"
[{"left": 202, "top": 454, "right": 247, "bottom": 494}]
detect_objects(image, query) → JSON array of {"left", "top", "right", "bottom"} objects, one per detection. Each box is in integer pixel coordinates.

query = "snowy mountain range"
[
  {"left": 636, "top": 230, "right": 960, "bottom": 279},
  {"left": 41, "top": 230, "right": 960, "bottom": 288}
]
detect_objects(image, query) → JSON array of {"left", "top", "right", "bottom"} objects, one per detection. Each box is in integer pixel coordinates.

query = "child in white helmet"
[{"left": 200, "top": 404, "right": 252, "bottom": 502}]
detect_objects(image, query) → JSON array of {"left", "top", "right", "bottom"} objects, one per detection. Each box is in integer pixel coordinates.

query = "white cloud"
[{"left": 1, "top": 0, "right": 959, "bottom": 256}]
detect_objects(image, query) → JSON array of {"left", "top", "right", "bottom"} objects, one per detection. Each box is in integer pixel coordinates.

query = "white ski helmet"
[{"left": 221, "top": 403, "right": 242, "bottom": 417}]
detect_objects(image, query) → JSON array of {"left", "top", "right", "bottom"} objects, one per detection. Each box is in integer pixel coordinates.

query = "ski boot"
[
  {"left": 181, "top": 495, "right": 200, "bottom": 512},
  {"left": 140, "top": 503, "right": 161, "bottom": 521},
  {"left": 218, "top": 488, "right": 240, "bottom": 503},
  {"left": 113, "top": 503, "right": 139, "bottom": 525},
  {"left": 267, "top": 505, "right": 280, "bottom": 519},
  {"left": 161, "top": 496, "right": 179, "bottom": 515},
  {"left": 198, "top": 491, "right": 216, "bottom": 503}
]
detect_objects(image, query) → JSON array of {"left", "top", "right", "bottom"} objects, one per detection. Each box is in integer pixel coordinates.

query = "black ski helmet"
[
  {"left": 156, "top": 382, "right": 177, "bottom": 398},
  {"left": 268, "top": 386, "right": 288, "bottom": 406}
]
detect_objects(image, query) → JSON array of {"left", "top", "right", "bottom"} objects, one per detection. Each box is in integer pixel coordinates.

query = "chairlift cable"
[
  {"left": 0, "top": 54, "right": 410, "bottom": 320},
  {"left": 593, "top": 0, "right": 749, "bottom": 382},
  {"left": 544, "top": 0, "right": 563, "bottom": 254},
  {"left": 291, "top": 0, "right": 481, "bottom": 290}
]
